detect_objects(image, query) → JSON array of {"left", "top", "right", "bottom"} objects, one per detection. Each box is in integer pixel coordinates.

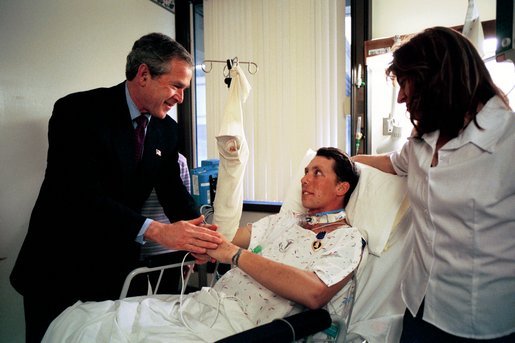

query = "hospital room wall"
[
  {"left": 371, "top": 0, "right": 495, "bottom": 39},
  {"left": 0, "top": 1, "right": 176, "bottom": 341}
]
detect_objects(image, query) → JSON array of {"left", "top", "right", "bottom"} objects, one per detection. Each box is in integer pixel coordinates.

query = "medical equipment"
[
  {"left": 201, "top": 57, "right": 259, "bottom": 77},
  {"left": 190, "top": 159, "right": 219, "bottom": 207},
  {"left": 376, "top": 78, "right": 405, "bottom": 154},
  {"left": 298, "top": 209, "right": 347, "bottom": 227},
  {"left": 496, "top": 0, "right": 515, "bottom": 64}
]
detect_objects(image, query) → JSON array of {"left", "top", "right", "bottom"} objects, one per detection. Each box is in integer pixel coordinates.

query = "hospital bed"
[
  {"left": 45, "top": 150, "right": 411, "bottom": 342},
  {"left": 119, "top": 251, "right": 196, "bottom": 299}
]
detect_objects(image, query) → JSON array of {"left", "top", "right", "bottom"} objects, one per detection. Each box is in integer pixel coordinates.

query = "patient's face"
[{"left": 301, "top": 156, "right": 342, "bottom": 215}]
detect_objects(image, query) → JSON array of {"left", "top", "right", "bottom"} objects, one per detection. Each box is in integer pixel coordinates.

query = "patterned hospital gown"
[{"left": 214, "top": 211, "right": 363, "bottom": 326}]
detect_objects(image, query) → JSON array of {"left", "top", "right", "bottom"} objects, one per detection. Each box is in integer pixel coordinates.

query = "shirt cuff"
[{"left": 135, "top": 218, "right": 153, "bottom": 245}]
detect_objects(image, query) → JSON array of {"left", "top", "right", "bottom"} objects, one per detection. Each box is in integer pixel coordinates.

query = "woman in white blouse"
[{"left": 353, "top": 26, "right": 514, "bottom": 342}]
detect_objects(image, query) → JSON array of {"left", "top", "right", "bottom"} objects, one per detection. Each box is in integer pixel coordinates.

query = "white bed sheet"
[{"left": 42, "top": 288, "right": 254, "bottom": 343}]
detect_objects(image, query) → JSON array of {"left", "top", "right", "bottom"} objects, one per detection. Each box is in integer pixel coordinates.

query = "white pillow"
[{"left": 280, "top": 149, "right": 409, "bottom": 256}]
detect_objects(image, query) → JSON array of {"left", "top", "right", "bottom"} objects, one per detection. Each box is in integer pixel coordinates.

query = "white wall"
[
  {"left": 372, "top": 0, "right": 496, "bottom": 39},
  {"left": 0, "top": 1, "right": 175, "bottom": 341}
]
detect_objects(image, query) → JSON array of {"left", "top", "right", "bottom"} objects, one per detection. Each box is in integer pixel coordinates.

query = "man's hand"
[
  {"left": 190, "top": 252, "right": 214, "bottom": 265},
  {"left": 199, "top": 221, "right": 218, "bottom": 232},
  {"left": 144, "top": 215, "right": 222, "bottom": 254},
  {"left": 206, "top": 236, "right": 240, "bottom": 265}
]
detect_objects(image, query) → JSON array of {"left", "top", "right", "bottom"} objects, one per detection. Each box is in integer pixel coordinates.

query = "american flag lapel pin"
[{"left": 155, "top": 149, "right": 162, "bottom": 157}]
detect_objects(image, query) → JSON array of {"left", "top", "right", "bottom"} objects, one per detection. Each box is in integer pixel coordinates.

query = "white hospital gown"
[{"left": 43, "top": 212, "right": 363, "bottom": 343}]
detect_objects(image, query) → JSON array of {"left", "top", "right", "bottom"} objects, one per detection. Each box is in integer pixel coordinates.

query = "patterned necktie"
[{"left": 134, "top": 114, "right": 148, "bottom": 162}]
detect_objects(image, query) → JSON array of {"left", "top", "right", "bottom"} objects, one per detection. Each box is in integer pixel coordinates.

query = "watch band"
[{"left": 231, "top": 248, "right": 243, "bottom": 267}]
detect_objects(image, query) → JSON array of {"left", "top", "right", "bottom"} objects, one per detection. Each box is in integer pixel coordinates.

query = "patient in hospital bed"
[{"left": 43, "top": 147, "right": 364, "bottom": 342}]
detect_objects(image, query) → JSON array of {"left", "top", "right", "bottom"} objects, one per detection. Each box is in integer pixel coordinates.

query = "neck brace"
[{"left": 300, "top": 209, "right": 346, "bottom": 226}]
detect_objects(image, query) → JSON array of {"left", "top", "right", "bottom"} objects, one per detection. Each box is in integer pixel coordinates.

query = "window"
[
  {"left": 192, "top": 0, "right": 350, "bottom": 204},
  {"left": 484, "top": 38, "right": 515, "bottom": 104},
  {"left": 192, "top": 2, "right": 208, "bottom": 165}
]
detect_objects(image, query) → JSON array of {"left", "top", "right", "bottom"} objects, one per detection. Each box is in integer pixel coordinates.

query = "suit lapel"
[
  {"left": 107, "top": 83, "right": 138, "bottom": 175},
  {"left": 141, "top": 118, "right": 162, "bottom": 178}
]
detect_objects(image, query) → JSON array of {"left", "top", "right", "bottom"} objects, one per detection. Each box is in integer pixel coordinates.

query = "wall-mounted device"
[
  {"left": 382, "top": 79, "right": 402, "bottom": 136},
  {"left": 496, "top": 0, "right": 515, "bottom": 64},
  {"left": 377, "top": 79, "right": 404, "bottom": 154}
]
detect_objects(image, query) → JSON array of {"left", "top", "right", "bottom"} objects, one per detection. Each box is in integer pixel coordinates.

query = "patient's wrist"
[{"left": 231, "top": 248, "right": 243, "bottom": 267}]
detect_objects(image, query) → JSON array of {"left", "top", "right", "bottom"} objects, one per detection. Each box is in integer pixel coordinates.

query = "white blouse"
[{"left": 390, "top": 96, "right": 515, "bottom": 338}]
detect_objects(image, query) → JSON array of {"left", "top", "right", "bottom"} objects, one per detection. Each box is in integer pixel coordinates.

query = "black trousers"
[
  {"left": 24, "top": 293, "right": 75, "bottom": 343},
  {"left": 400, "top": 301, "right": 515, "bottom": 343}
]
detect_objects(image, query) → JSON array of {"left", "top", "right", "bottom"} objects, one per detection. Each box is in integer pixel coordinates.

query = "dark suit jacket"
[{"left": 11, "top": 82, "right": 199, "bottom": 302}]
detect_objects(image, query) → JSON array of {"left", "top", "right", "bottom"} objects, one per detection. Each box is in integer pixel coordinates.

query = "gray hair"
[{"left": 125, "top": 32, "right": 193, "bottom": 80}]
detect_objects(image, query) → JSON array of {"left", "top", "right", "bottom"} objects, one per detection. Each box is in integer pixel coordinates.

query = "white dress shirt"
[{"left": 390, "top": 96, "right": 515, "bottom": 339}]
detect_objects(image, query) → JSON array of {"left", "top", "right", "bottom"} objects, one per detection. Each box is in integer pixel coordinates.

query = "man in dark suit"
[{"left": 10, "top": 33, "right": 222, "bottom": 343}]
